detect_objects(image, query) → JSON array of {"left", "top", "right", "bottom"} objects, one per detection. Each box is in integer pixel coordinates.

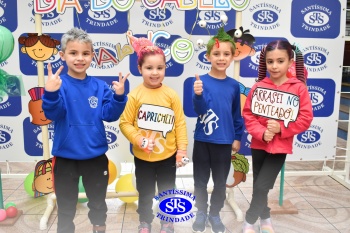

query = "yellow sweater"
[{"left": 119, "top": 84, "right": 188, "bottom": 162}]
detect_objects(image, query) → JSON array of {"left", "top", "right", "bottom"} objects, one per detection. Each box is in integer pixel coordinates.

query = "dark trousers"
[
  {"left": 134, "top": 154, "right": 176, "bottom": 224},
  {"left": 192, "top": 141, "right": 231, "bottom": 216},
  {"left": 53, "top": 155, "right": 109, "bottom": 233},
  {"left": 245, "top": 149, "right": 286, "bottom": 224}
]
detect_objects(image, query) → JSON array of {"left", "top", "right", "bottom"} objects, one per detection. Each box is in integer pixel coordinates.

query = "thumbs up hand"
[{"left": 194, "top": 74, "right": 203, "bottom": 95}]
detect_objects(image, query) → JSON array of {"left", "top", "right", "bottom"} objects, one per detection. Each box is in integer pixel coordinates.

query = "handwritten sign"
[
  {"left": 138, "top": 104, "right": 175, "bottom": 138},
  {"left": 251, "top": 87, "right": 300, "bottom": 127}
]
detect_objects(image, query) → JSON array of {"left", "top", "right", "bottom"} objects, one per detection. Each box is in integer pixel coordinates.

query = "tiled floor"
[{"left": 0, "top": 138, "right": 349, "bottom": 233}]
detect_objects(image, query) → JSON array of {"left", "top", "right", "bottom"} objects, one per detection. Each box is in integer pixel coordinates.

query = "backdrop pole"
[
  {"left": 34, "top": 14, "right": 50, "bottom": 160},
  {"left": 0, "top": 168, "right": 4, "bottom": 209},
  {"left": 279, "top": 163, "right": 285, "bottom": 206}
]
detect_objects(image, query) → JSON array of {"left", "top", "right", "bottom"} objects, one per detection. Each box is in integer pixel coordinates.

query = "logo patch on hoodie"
[{"left": 88, "top": 96, "right": 98, "bottom": 108}]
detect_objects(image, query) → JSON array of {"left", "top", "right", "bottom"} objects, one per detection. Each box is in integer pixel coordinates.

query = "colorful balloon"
[
  {"left": 108, "top": 160, "right": 117, "bottom": 185},
  {"left": 0, "top": 25, "right": 15, "bottom": 63},
  {"left": 0, "top": 209, "right": 6, "bottom": 222},
  {"left": 115, "top": 174, "right": 138, "bottom": 203},
  {"left": 4, "top": 202, "right": 16, "bottom": 209},
  {"left": 78, "top": 176, "right": 88, "bottom": 203},
  {"left": 24, "top": 172, "right": 35, "bottom": 197},
  {"left": 5, "top": 206, "right": 17, "bottom": 218}
]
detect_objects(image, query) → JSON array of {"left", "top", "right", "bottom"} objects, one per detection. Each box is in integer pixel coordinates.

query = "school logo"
[
  {"left": 88, "top": 96, "right": 98, "bottom": 108},
  {"left": 185, "top": 9, "right": 236, "bottom": 35},
  {"left": 0, "top": 0, "right": 17, "bottom": 31},
  {"left": 105, "top": 124, "right": 120, "bottom": 150},
  {"left": 240, "top": 126, "right": 252, "bottom": 156},
  {"left": 75, "top": 2, "right": 128, "bottom": 33},
  {"left": 23, "top": 118, "right": 54, "bottom": 156},
  {"left": 155, "top": 189, "right": 195, "bottom": 223},
  {"left": 0, "top": 94, "right": 22, "bottom": 116},
  {"left": 183, "top": 77, "right": 196, "bottom": 117},
  {"left": 302, "top": 45, "right": 329, "bottom": 73},
  {"left": 307, "top": 79, "right": 335, "bottom": 117},
  {"left": 291, "top": 0, "right": 341, "bottom": 38},
  {"left": 295, "top": 124, "right": 322, "bottom": 150},
  {"left": 195, "top": 46, "right": 211, "bottom": 71},
  {"left": 248, "top": 2, "right": 281, "bottom": 30},
  {"left": 0, "top": 124, "right": 14, "bottom": 150},
  {"left": 240, "top": 37, "right": 285, "bottom": 78},
  {"left": 199, "top": 109, "right": 219, "bottom": 135},
  {"left": 27, "top": 1, "right": 63, "bottom": 27},
  {"left": 138, "top": 4, "right": 174, "bottom": 28}
]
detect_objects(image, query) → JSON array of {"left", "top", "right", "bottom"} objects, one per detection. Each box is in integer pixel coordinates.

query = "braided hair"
[{"left": 257, "top": 40, "right": 306, "bottom": 84}]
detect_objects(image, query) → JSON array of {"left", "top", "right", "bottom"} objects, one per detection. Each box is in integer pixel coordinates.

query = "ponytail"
[
  {"left": 257, "top": 46, "right": 266, "bottom": 82},
  {"left": 293, "top": 45, "right": 306, "bottom": 84}
]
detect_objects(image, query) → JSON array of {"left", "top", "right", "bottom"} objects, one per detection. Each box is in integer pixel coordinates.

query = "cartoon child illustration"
[
  {"left": 28, "top": 87, "right": 52, "bottom": 126},
  {"left": 226, "top": 27, "right": 255, "bottom": 111},
  {"left": 32, "top": 158, "right": 54, "bottom": 198},
  {"left": 18, "top": 33, "right": 60, "bottom": 61},
  {"left": 226, "top": 26, "right": 256, "bottom": 61}
]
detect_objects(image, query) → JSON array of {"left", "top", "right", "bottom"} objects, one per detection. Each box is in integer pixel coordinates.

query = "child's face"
[
  {"left": 206, "top": 41, "right": 234, "bottom": 75},
  {"left": 59, "top": 40, "right": 94, "bottom": 79},
  {"left": 138, "top": 54, "right": 165, "bottom": 89},
  {"left": 265, "top": 49, "right": 293, "bottom": 81}
]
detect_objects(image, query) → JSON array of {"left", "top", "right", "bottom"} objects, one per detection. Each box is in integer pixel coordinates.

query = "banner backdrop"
[{"left": 0, "top": 0, "right": 346, "bottom": 163}]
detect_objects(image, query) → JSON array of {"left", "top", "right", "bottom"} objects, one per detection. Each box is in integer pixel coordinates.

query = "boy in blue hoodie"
[{"left": 42, "top": 27, "right": 128, "bottom": 233}]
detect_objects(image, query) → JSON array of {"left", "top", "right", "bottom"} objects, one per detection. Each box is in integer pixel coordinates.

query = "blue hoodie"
[{"left": 42, "top": 74, "right": 127, "bottom": 160}]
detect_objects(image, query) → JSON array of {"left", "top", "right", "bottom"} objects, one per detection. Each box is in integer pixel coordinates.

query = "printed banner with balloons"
[{"left": 0, "top": 0, "right": 346, "bottom": 163}]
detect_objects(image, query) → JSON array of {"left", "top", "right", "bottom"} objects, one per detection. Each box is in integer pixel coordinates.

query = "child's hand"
[
  {"left": 267, "top": 119, "right": 281, "bottom": 134},
  {"left": 231, "top": 140, "right": 241, "bottom": 154},
  {"left": 194, "top": 74, "right": 203, "bottom": 95},
  {"left": 138, "top": 136, "right": 154, "bottom": 154},
  {"left": 45, "top": 63, "right": 63, "bottom": 92},
  {"left": 263, "top": 130, "right": 275, "bottom": 142},
  {"left": 112, "top": 72, "right": 130, "bottom": 95},
  {"left": 176, "top": 150, "right": 189, "bottom": 167}
]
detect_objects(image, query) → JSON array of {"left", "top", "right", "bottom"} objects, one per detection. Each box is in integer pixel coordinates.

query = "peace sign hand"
[
  {"left": 194, "top": 74, "right": 203, "bottom": 95},
  {"left": 112, "top": 72, "right": 130, "bottom": 95},
  {"left": 45, "top": 63, "right": 63, "bottom": 92}
]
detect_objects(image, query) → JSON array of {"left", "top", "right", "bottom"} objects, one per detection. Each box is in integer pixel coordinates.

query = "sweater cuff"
[
  {"left": 43, "top": 90, "right": 59, "bottom": 100},
  {"left": 113, "top": 93, "right": 126, "bottom": 102},
  {"left": 193, "top": 94, "right": 203, "bottom": 100}
]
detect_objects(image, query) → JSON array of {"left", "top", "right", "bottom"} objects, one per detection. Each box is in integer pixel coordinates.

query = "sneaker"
[
  {"left": 138, "top": 222, "right": 151, "bottom": 233},
  {"left": 259, "top": 218, "right": 275, "bottom": 233},
  {"left": 160, "top": 222, "right": 174, "bottom": 233},
  {"left": 192, "top": 211, "right": 207, "bottom": 233},
  {"left": 208, "top": 214, "right": 226, "bottom": 233},
  {"left": 242, "top": 221, "right": 255, "bottom": 233}
]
